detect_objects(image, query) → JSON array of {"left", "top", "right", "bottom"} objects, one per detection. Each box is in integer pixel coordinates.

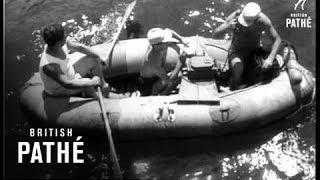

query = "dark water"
[{"left": 4, "top": 0, "right": 315, "bottom": 179}]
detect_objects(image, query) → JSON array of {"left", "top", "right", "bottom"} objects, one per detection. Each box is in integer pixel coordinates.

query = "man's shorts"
[
  {"left": 228, "top": 47, "right": 268, "bottom": 85},
  {"left": 138, "top": 76, "right": 160, "bottom": 96}
]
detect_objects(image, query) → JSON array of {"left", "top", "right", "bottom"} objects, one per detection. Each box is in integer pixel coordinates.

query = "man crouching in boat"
[
  {"left": 213, "top": 2, "right": 282, "bottom": 91},
  {"left": 39, "top": 23, "right": 109, "bottom": 98},
  {"left": 140, "top": 28, "right": 191, "bottom": 95}
]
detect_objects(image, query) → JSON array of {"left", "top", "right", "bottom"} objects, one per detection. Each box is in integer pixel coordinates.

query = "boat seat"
[{"left": 178, "top": 78, "right": 220, "bottom": 105}]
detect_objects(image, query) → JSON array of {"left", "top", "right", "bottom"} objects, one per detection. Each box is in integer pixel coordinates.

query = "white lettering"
[
  {"left": 43, "top": 142, "right": 54, "bottom": 163},
  {"left": 29, "top": 128, "right": 73, "bottom": 137},
  {"left": 67, "top": 128, "right": 72, "bottom": 137},
  {"left": 18, "top": 142, "right": 30, "bottom": 163},
  {"left": 286, "top": 18, "right": 312, "bottom": 28},
  {"left": 31, "top": 142, "right": 43, "bottom": 163},
  {"left": 57, "top": 142, "right": 69, "bottom": 163},
  {"left": 73, "top": 136, "right": 84, "bottom": 163},
  {"left": 37, "top": 128, "right": 42, "bottom": 137},
  {"left": 286, "top": 19, "right": 291, "bottom": 28},
  {"left": 307, "top": 17, "right": 312, "bottom": 27},
  {"left": 30, "top": 129, "right": 34, "bottom": 137}
]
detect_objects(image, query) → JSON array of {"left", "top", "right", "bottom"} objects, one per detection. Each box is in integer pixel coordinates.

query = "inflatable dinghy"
[{"left": 19, "top": 36, "right": 315, "bottom": 140}]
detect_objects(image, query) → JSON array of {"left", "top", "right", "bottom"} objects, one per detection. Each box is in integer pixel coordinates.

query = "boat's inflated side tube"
[
  {"left": 93, "top": 38, "right": 182, "bottom": 79},
  {"left": 19, "top": 73, "right": 122, "bottom": 130},
  {"left": 19, "top": 72, "right": 303, "bottom": 140},
  {"left": 89, "top": 37, "right": 231, "bottom": 79},
  {"left": 283, "top": 45, "right": 315, "bottom": 105},
  {"left": 111, "top": 71, "right": 301, "bottom": 140}
]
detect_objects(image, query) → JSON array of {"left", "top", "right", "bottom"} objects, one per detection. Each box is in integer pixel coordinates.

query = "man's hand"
[
  {"left": 161, "top": 79, "right": 170, "bottom": 87},
  {"left": 91, "top": 76, "right": 101, "bottom": 87},
  {"left": 262, "top": 57, "right": 274, "bottom": 71},
  {"left": 180, "top": 49, "right": 188, "bottom": 58},
  {"left": 228, "top": 19, "right": 238, "bottom": 28},
  {"left": 181, "top": 47, "right": 196, "bottom": 58}
]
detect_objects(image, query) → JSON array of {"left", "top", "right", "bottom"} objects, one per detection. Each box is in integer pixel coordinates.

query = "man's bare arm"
[
  {"left": 212, "top": 11, "right": 238, "bottom": 39},
  {"left": 261, "top": 13, "right": 282, "bottom": 61},
  {"left": 165, "top": 28, "right": 189, "bottom": 46},
  {"left": 43, "top": 64, "right": 99, "bottom": 89},
  {"left": 66, "top": 39, "right": 101, "bottom": 59},
  {"left": 169, "top": 55, "right": 183, "bottom": 81},
  {"left": 153, "top": 66, "right": 170, "bottom": 84}
]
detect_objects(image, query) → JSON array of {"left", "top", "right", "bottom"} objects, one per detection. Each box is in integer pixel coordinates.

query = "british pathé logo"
[
  {"left": 18, "top": 128, "right": 85, "bottom": 164},
  {"left": 294, "top": 0, "right": 307, "bottom": 10},
  {"left": 286, "top": 0, "right": 312, "bottom": 28}
]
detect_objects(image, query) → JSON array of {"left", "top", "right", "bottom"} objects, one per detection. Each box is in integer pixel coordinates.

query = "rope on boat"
[
  {"left": 278, "top": 40, "right": 298, "bottom": 70},
  {"left": 219, "top": 83, "right": 263, "bottom": 98},
  {"left": 284, "top": 105, "right": 303, "bottom": 120},
  {"left": 203, "top": 43, "right": 229, "bottom": 52}
]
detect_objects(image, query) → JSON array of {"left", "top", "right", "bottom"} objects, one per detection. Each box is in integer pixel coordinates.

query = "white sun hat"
[
  {"left": 238, "top": 2, "right": 261, "bottom": 27},
  {"left": 147, "top": 28, "right": 179, "bottom": 45}
]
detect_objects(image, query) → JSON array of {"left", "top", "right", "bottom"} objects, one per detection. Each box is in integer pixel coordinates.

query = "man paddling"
[
  {"left": 140, "top": 28, "right": 191, "bottom": 95},
  {"left": 39, "top": 23, "right": 109, "bottom": 98},
  {"left": 213, "top": 2, "right": 282, "bottom": 90}
]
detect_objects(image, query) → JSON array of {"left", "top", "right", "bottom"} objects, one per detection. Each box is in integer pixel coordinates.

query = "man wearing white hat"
[
  {"left": 140, "top": 28, "right": 190, "bottom": 95},
  {"left": 213, "top": 2, "right": 282, "bottom": 90}
]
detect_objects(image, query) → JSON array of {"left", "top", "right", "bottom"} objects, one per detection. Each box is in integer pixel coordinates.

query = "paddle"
[
  {"left": 97, "top": 1, "right": 137, "bottom": 179},
  {"left": 97, "top": 86, "right": 122, "bottom": 179},
  {"left": 102, "top": 0, "right": 137, "bottom": 64}
]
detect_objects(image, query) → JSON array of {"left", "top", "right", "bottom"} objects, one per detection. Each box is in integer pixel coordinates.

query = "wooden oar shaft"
[
  {"left": 97, "top": 87, "right": 123, "bottom": 179},
  {"left": 97, "top": 1, "right": 137, "bottom": 178},
  {"left": 104, "top": 0, "right": 137, "bottom": 64}
]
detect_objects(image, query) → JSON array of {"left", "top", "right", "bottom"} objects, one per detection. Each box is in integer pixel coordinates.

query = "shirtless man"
[
  {"left": 140, "top": 28, "right": 190, "bottom": 95},
  {"left": 39, "top": 23, "right": 109, "bottom": 98},
  {"left": 213, "top": 2, "right": 282, "bottom": 90}
]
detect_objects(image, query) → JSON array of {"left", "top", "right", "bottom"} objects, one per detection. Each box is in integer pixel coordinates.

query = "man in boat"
[
  {"left": 39, "top": 23, "right": 109, "bottom": 98},
  {"left": 140, "top": 28, "right": 191, "bottom": 95},
  {"left": 213, "top": 2, "right": 282, "bottom": 91}
]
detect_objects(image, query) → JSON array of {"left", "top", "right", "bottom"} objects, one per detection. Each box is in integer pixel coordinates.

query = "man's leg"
[
  {"left": 151, "top": 79, "right": 168, "bottom": 95},
  {"left": 229, "top": 57, "right": 244, "bottom": 91},
  {"left": 71, "top": 55, "right": 109, "bottom": 97},
  {"left": 83, "top": 87, "right": 99, "bottom": 99},
  {"left": 160, "top": 72, "right": 182, "bottom": 95}
]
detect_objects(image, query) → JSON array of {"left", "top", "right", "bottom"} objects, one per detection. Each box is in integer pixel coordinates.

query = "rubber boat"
[{"left": 19, "top": 36, "right": 315, "bottom": 140}]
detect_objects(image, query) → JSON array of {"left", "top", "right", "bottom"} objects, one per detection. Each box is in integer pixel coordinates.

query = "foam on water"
[
  {"left": 220, "top": 130, "right": 315, "bottom": 179},
  {"left": 31, "top": 10, "right": 125, "bottom": 58},
  {"left": 182, "top": 2, "right": 229, "bottom": 38}
]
